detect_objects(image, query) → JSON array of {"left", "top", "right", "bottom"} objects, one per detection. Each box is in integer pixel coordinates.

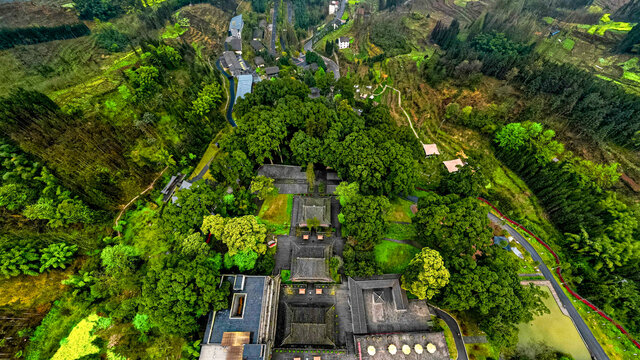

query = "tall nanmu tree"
[{"left": 401, "top": 247, "right": 450, "bottom": 300}]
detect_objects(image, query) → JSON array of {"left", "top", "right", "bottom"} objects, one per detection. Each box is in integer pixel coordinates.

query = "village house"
[{"left": 337, "top": 37, "right": 350, "bottom": 49}]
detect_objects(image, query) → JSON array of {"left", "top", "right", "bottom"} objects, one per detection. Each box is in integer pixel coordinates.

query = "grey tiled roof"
[
  {"left": 265, "top": 66, "right": 280, "bottom": 75},
  {"left": 348, "top": 275, "right": 409, "bottom": 334},
  {"left": 207, "top": 275, "right": 266, "bottom": 344}
]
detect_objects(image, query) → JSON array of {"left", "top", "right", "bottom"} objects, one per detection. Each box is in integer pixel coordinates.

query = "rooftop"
[
  {"left": 348, "top": 276, "right": 432, "bottom": 335},
  {"left": 229, "top": 15, "right": 243, "bottom": 31},
  {"left": 265, "top": 66, "right": 280, "bottom": 75},
  {"left": 275, "top": 285, "right": 341, "bottom": 349},
  {"left": 229, "top": 38, "right": 242, "bottom": 51},
  {"left": 339, "top": 37, "right": 350, "bottom": 42},
  {"left": 250, "top": 39, "right": 265, "bottom": 51},
  {"left": 290, "top": 242, "right": 333, "bottom": 282},
  {"left": 297, "top": 197, "right": 332, "bottom": 227},
  {"left": 235, "top": 74, "right": 253, "bottom": 101},
  {"left": 422, "top": 143, "right": 440, "bottom": 156},
  {"left": 281, "top": 303, "right": 336, "bottom": 346},
  {"left": 205, "top": 275, "right": 266, "bottom": 345},
  {"left": 171, "top": 180, "right": 192, "bottom": 203},
  {"left": 222, "top": 51, "right": 242, "bottom": 72},
  {"left": 442, "top": 158, "right": 464, "bottom": 173},
  {"left": 254, "top": 56, "right": 265, "bottom": 66}
]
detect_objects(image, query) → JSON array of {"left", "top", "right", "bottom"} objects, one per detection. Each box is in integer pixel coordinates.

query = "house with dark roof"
[
  {"left": 254, "top": 56, "right": 265, "bottom": 67},
  {"left": 296, "top": 197, "right": 332, "bottom": 228},
  {"left": 290, "top": 242, "right": 333, "bottom": 282},
  {"left": 200, "top": 275, "right": 279, "bottom": 360},
  {"left": 171, "top": 180, "right": 192, "bottom": 204},
  {"left": 160, "top": 173, "right": 186, "bottom": 202},
  {"left": 222, "top": 51, "right": 242, "bottom": 75},
  {"left": 229, "top": 38, "right": 242, "bottom": 53},
  {"left": 264, "top": 66, "right": 280, "bottom": 78},
  {"left": 250, "top": 39, "right": 265, "bottom": 52},
  {"left": 252, "top": 28, "right": 264, "bottom": 40},
  {"left": 337, "top": 36, "right": 350, "bottom": 49}
]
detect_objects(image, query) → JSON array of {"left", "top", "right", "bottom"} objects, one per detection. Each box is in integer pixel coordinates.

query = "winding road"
[
  {"left": 487, "top": 212, "right": 609, "bottom": 360},
  {"left": 430, "top": 306, "right": 469, "bottom": 360},
  {"left": 214, "top": 59, "right": 237, "bottom": 127}
]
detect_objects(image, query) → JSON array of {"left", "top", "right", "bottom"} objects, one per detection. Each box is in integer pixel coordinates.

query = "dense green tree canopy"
[
  {"left": 341, "top": 194, "right": 390, "bottom": 249},
  {"left": 250, "top": 175, "right": 277, "bottom": 200},
  {"left": 401, "top": 247, "right": 450, "bottom": 300},
  {"left": 201, "top": 215, "right": 268, "bottom": 256},
  {"left": 414, "top": 193, "right": 493, "bottom": 257},
  {"left": 162, "top": 180, "right": 219, "bottom": 233},
  {"left": 439, "top": 250, "right": 548, "bottom": 348},
  {"left": 141, "top": 252, "right": 229, "bottom": 336}
]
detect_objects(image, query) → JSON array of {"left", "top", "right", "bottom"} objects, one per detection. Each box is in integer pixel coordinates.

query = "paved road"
[
  {"left": 320, "top": 55, "right": 340, "bottom": 79},
  {"left": 303, "top": 0, "right": 347, "bottom": 53},
  {"left": 270, "top": 0, "right": 278, "bottom": 55},
  {"left": 335, "top": 0, "right": 347, "bottom": 21},
  {"left": 304, "top": 39, "right": 313, "bottom": 52},
  {"left": 214, "top": 60, "right": 237, "bottom": 127},
  {"left": 488, "top": 213, "right": 609, "bottom": 360},
  {"left": 430, "top": 306, "right": 469, "bottom": 360}
]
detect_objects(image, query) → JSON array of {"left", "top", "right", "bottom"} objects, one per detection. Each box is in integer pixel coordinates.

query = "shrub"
[{"left": 94, "top": 22, "right": 129, "bottom": 52}]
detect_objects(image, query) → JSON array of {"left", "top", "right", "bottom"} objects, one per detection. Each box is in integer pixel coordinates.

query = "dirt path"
[
  {"left": 114, "top": 166, "right": 169, "bottom": 236},
  {"left": 372, "top": 85, "right": 422, "bottom": 143}
]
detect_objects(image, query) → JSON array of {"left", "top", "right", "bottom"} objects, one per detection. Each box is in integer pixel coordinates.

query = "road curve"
[
  {"left": 487, "top": 213, "right": 609, "bottom": 360},
  {"left": 214, "top": 60, "right": 237, "bottom": 127},
  {"left": 320, "top": 55, "right": 340, "bottom": 80},
  {"left": 430, "top": 306, "right": 469, "bottom": 360}
]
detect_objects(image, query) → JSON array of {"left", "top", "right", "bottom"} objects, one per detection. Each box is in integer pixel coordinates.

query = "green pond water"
[{"left": 517, "top": 286, "right": 591, "bottom": 360}]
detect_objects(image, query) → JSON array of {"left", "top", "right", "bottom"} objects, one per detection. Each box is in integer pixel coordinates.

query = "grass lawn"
[
  {"left": 385, "top": 198, "right": 415, "bottom": 222},
  {"left": 374, "top": 239, "right": 420, "bottom": 274},
  {"left": 314, "top": 20, "right": 354, "bottom": 51},
  {"left": 517, "top": 286, "right": 590, "bottom": 360},
  {"left": 562, "top": 38, "right": 575, "bottom": 51},
  {"left": 437, "top": 318, "right": 458, "bottom": 360},
  {"left": 453, "top": 0, "right": 478, "bottom": 7},
  {"left": 385, "top": 222, "right": 417, "bottom": 241},
  {"left": 257, "top": 194, "right": 294, "bottom": 235},
  {"left": 465, "top": 343, "right": 500, "bottom": 360},
  {"left": 558, "top": 283, "right": 639, "bottom": 359},
  {"left": 189, "top": 128, "right": 229, "bottom": 180}
]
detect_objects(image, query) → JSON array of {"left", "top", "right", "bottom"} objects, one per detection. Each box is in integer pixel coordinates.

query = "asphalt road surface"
[
  {"left": 303, "top": 0, "right": 347, "bottom": 53},
  {"left": 430, "top": 307, "right": 469, "bottom": 360},
  {"left": 321, "top": 55, "right": 340, "bottom": 79},
  {"left": 270, "top": 0, "right": 278, "bottom": 55},
  {"left": 488, "top": 213, "right": 609, "bottom": 360}
]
